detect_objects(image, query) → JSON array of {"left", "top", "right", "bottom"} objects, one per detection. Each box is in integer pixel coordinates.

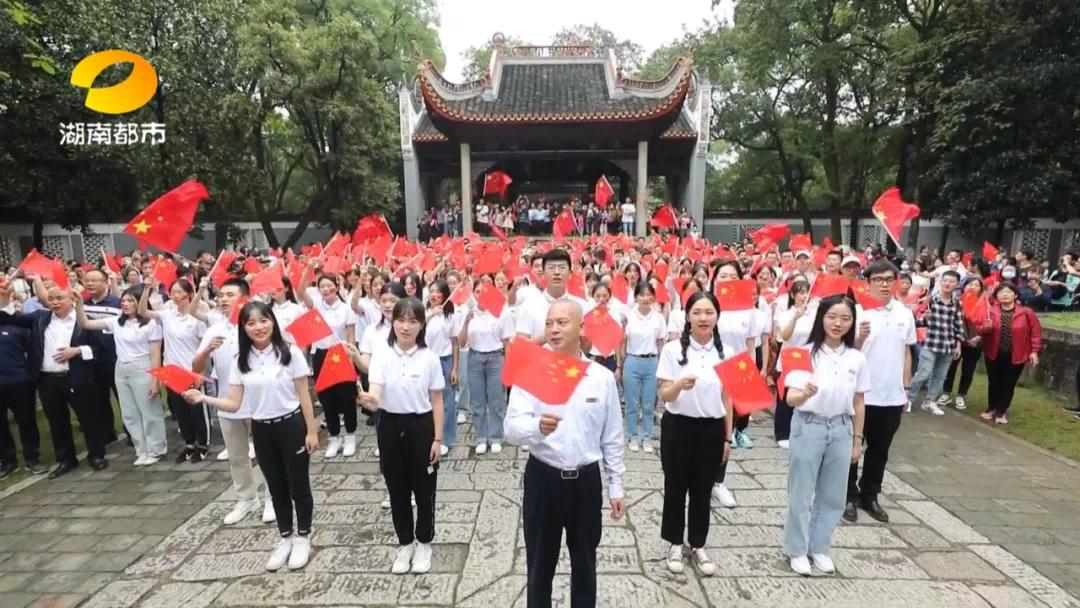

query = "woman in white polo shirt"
[
  {"left": 459, "top": 280, "right": 514, "bottom": 455},
  {"left": 299, "top": 271, "right": 359, "bottom": 459},
  {"left": 773, "top": 279, "right": 814, "bottom": 447},
  {"left": 656, "top": 291, "right": 732, "bottom": 577},
  {"left": 182, "top": 301, "right": 318, "bottom": 572},
  {"left": 781, "top": 294, "right": 868, "bottom": 576},
  {"left": 358, "top": 297, "right": 445, "bottom": 576},
  {"left": 621, "top": 281, "right": 666, "bottom": 453},
  {"left": 425, "top": 280, "right": 460, "bottom": 457}
]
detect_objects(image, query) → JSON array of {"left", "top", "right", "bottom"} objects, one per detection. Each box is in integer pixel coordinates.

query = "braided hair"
[{"left": 677, "top": 291, "right": 725, "bottom": 366}]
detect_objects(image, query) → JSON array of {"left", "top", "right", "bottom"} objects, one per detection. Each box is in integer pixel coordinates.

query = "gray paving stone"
[
  {"left": 973, "top": 584, "right": 1054, "bottom": 608},
  {"left": 215, "top": 573, "right": 401, "bottom": 605},
  {"left": 915, "top": 550, "right": 1007, "bottom": 581},
  {"left": 173, "top": 551, "right": 267, "bottom": 581},
  {"left": 81, "top": 579, "right": 155, "bottom": 608},
  {"left": 308, "top": 545, "right": 466, "bottom": 573},
  {"left": 892, "top": 524, "right": 955, "bottom": 548},
  {"left": 398, "top": 573, "right": 458, "bottom": 605},
  {"left": 512, "top": 546, "right": 641, "bottom": 574},
  {"left": 458, "top": 491, "right": 518, "bottom": 599},
  {"left": 137, "top": 581, "right": 227, "bottom": 608},
  {"left": 702, "top": 578, "right": 994, "bottom": 607},
  {"left": 900, "top": 500, "right": 991, "bottom": 544},
  {"left": 969, "top": 545, "right": 1080, "bottom": 608},
  {"left": 831, "top": 548, "right": 929, "bottom": 579}
]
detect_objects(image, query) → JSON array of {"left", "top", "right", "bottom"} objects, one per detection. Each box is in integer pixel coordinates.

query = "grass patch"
[
  {"left": 952, "top": 372, "right": 1080, "bottom": 462},
  {"left": 1040, "top": 312, "right": 1080, "bottom": 330}
]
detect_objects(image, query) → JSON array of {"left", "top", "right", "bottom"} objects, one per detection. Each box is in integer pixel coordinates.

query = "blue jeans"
[
  {"left": 783, "top": 411, "right": 853, "bottom": 557},
  {"left": 469, "top": 349, "right": 506, "bottom": 443},
  {"left": 908, "top": 348, "right": 953, "bottom": 403},
  {"left": 440, "top": 355, "right": 457, "bottom": 446},
  {"left": 622, "top": 220, "right": 633, "bottom": 235},
  {"left": 623, "top": 355, "right": 658, "bottom": 442}
]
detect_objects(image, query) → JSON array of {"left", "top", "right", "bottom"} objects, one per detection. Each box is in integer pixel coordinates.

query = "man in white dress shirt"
[
  {"left": 515, "top": 249, "right": 586, "bottom": 342},
  {"left": 505, "top": 300, "right": 626, "bottom": 608}
]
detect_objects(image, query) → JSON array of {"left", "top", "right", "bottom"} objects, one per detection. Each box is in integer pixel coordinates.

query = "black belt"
[
  {"left": 380, "top": 410, "right": 433, "bottom": 418},
  {"left": 40, "top": 371, "right": 69, "bottom": 377},
  {"left": 628, "top": 353, "right": 657, "bottom": 358},
  {"left": 253, "top": 408, "right": 300, "bottom": 424},
  {"left": 530, "top": 455, "right": 599, "bottom": 480}
]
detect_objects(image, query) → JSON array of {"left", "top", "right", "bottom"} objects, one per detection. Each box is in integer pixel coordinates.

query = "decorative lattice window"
[
  {"left": 738, "top": 224, "right": 765, "bottom": 241},
  {"left": 1018, "top": 228, "right": 1051, "bottom": 259},
  {"left": 860, "top": 225, "right": 881, "bottom": 248},
  {"left": 841, "top": 226, "right": 851, "bottom": 247},
  {"left": 81, "top": 232, "right": 112, "bottom": 262},
  {"left": 248, "top": 230, "right": 269, "bottom": 250},
  {"left": 0, "top": 237, "right": 13, "bottom": 269},
  {"left": 1064, "top": 230, "right": 1080, "bottom": 253},
  {"left": 41, "top": 235, "right": 71, "bottom": 259}
]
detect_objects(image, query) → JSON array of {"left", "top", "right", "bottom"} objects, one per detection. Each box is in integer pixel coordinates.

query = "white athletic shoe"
[
  {"left": 456, "top": 412, "right": 467, "bottom": 424},
  {"left": 520, "top": 444, "right": 530, "bottom": 452},
  {"left": 216, "top": 448, "right": 230, "bottom": 461},
  {"left": 342, "top": 434, "right": 357, "bottom": 457},
  {"left": 936, "top": 394, "right": 952, "bottom": 407},
  {"left": 691, "top": 547, "right": 716, "bottom": 576},
  {"left": 920, "top": 401, "right": 946, "bottom": 416},
  {"left": 712, "top": 484, "right": 737, "bottom": 508},
  {"left": 266, "top": 537, "right": 293, "bottom": 571},
  {"left": 324, "top": 436, "right": 342, "bottom": 458},
  {"left": 392, "top": 543, "right": 415, "bottom": 574},
  {"left": 955, "top": 396, "right": 967, "bottom": 410},
  {"left": 666, "top": 544, "right": 684, "bottom": 573},
  {"left": 489, "top": 442, "right": 502, "bottom": 454},
  {"left": 248, "top": 442, "right": 255, "bottom": 460},
  {"left": 375, "top": 446, "right": 380, "bottom": 457},
  {"left": 381, "top": 494, "right": 391, "bottom": 509},
  {"left": 628, "top": 440, "right": 640, "bottom": 453},
  {"left": 262, "top": 496, "right": 276, "bottom": 523},
  {"left": 439, "top": 444, "right": 449, "bottom": 457},
  {"left": 790, "top": 555, "right": 812, "bottom": 576},
  {"left": 411, "top": 542, "right": 432, "bottom": 573},
  {"left": 778, "top": 440, "right": 790, "bottom": 450},
  {"left": 811, "top": 553, "right": 835, "bottom": 573},
  {"left": 475, "top": 443, "right": 488, "bottom": 455},
  {"left": 132, "top": 455, "right": 152, "bottom": 466},
  {"left": 288, "top": 536, "right": 311, "bottom": 570},
  {"left": 642, "top": 442, "right": 654, "bottom": 454},
  {"left": 223, "top": 498, "right": 258, "bottom": 525}
]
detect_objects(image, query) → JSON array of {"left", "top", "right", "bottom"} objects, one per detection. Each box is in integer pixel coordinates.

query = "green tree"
[
  {"left": 460, "top": 35, "right": 529, "bottom": 80},
  {"left": 552, "top": 23, "right": 644, "bottom": 73}
]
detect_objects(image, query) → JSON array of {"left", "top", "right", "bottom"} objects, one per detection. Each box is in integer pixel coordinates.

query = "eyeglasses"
[
  {"left": 869, "top": 277, "right": 896, "bottom": 285},
  {"left": 545, "top": 264, "right": 570, "bottom": 272}
]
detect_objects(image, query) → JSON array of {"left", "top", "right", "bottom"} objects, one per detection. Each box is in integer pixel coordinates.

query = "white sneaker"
[
  {"left": 375, "top": 446, "right": 380, "bottom": 457},
  {"left": 342, "top": 434, "right": 357, "bottom": 458},
  {"left": 324, "top": 436, "right": 342, "bottom": 458},
  {"left": 381, "top": 494, "right": 391, "bottom": 509},
  {"left": 628, "top": 440, "right": 640, "bottom": 453},
  {"left": 411, "top": 494, "right": 416, "bottom": 507},
  {"left": 223, "top": 499, "right": 256, "bottom": 525},
  {"left": 904, "top": 400, "right": 913, "bottom": 413},
  {"left": 778, "top": 440, "right": 790, "bottom": 450},
  {"left": 288, "top": 536, "right": 310, "bottom": 570},
  {"left": 262, "top": 496, "right": 276, "bottom": 523},
  {"left": 216, "top": 448, "right": 230, "bottom": 461},
  {"left": 666, "top": 544, "right": 684, "bottom": 573},
  {"left": 691, "top": 547, "right": 716, "bottom": 576},
  {"left": 475, "top": 443, "right": 488, "bottom": 455},
  {"left": 456, "top": 412, "right": 467, "bottom": 424},
  {"left": 712, "top": 484, "right": 737, "bottom": 508},
  {"left": 489, "top": 442, "right": 502, "bottom": 454},
  {"left": 936, "top": 394, "right": 952, "bottom": 406},
  {"left": 439, "top": 444, "right": 449, "bottom": 457},
  {"left": 411, "top": 542, "right": 432, "bottom": 573},
  {"left": 521, "top": 444, "right": 530, "bottom": 452},
  {"left": 920, "top": 401, "right": 946, "bottom": 416},
  {"left": 266, "top": 537, "right": 293, "bottom": 571},
  {"left": 790, "top": 555, "right": 812, "bottom": 576},
  {"left": 642, "top": 442, "right": 654, "bottom": 454},
  {"left": 392, "top": 543, "right": 415, "bottom": 574},
  {"left": 133, "top": 455, "right": 151, "bottom": 466},
  {"left": 955, "top": 396, "right": 967, "bottom": 410},
  {"left": 811, "top": 553, "right": 835, "bottom": 573},
  {"left": 248, "top": 442, "right": 255, "bottom": 459}
]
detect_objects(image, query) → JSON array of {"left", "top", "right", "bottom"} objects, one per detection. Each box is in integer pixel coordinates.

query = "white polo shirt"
[
  {"left": 515, "top": 290, "right": 587, "bottom": 339},
  {"left": 656, "top": 338, "right": 727, "bottom": 419},
  {"left": 667, "top": 307, "right": 685, "bottom": 338},
  {"left": 776, "top": 304, "right": 816, "bottom": 351},
  {"left": 359, "top": 322, "right": 391, "bottom": 356},
  {"left": 425, "top": 310, "right": 462, "bottom": 358},
  {"left": 465, "top": 309, "right": 514, "bottom": 353},
  {"left": 198, "top": 321, "right": 246, "bottom": 419},
  {"left": 270, "top": 301, "right": 306, "bottom": 346},
  {"left": 159, "top": 309, "right": 207, "bottom": 368},
  {"left": 785, "top": 344, "right": 871, "bottom": 417},
  {"left": 105, "top": 316, "right": 162, "bottom": 364},
  {"left": 368, "top": 344, "right": 445, "bottom": 414},
  {"left": 624, "top": 308, "right": 665, "bottom": 356},
  {"left": 717, "top": 309, "right": 759, "bottom": 358},
  {"left": 227, "top": 344, "right": 310, "bottom": 420},
  {"left": 856, "top": 301, "right": 917, "bottom": 406},
  {"left": 310, "top": 297, "right": 357, "bottom": 351}
]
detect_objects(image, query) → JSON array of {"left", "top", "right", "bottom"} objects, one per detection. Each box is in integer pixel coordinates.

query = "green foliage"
[
  {"left": 552, "top": 24, "right": 644, "bottom": 73},
  {"left": 461, "top": 35, "right": 529, "bottom": 80}
]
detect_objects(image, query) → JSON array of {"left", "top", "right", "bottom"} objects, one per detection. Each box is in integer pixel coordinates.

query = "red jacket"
[{"left": 978, "top": 303, "right": 1042, "bottom": 364}]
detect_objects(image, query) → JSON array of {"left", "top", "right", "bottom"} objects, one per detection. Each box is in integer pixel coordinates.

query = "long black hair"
[
  {"left": 118, "top": 286, "right": 151, "bottom": 327},
  {"left": 429, "top": 279, "right": 454, "bottom": 317},
  {"left": 387, "top": 296, "right": 428, "bottom": 349},
  {"left": 237, "top": 301, "right": 292, "bottom": 373},
  {"left": 806, "top": 294, "right": 857, "bottom": 359},
  {"left": 677, "top": 291, "right": 725, "bottom": 365},
  {"left": 273, "top": 276, "right": 298, "bottom": 305},
  {"left": 316, "top": 274, "right": 344, "bottom": 302},
  {"left": 787, "top": 279, "right": 810, "bottom": 309}
]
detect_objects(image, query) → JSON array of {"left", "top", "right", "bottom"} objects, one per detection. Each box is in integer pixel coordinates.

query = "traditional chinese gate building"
[{"left": 398, "top": 34, "right": 712, "bottom": 239}]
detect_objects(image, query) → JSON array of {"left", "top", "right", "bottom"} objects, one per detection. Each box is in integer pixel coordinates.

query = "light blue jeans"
[
  {"left": 908, "top": 347, "right": 953, "bottom": 403},
  {"left": 115, "top": 358, "right": 167, "bottom": 459},
  {"left": 469, "top": 349, "right": 506, "bottom": 443},
  {"left": 783, "top": 411, "right": 853, "bottom": 558},
  {"left": 623, "top": 354, "right": 658, "bottom": 442},
  {"left": 440, "top": 355, "right": 457, "bottom": 446},
  {"left": 457, "top": 349, "right": 470, "bottom": 415},
  {"left": 622, "top": 220, "right": 634, "bottom": 235}
]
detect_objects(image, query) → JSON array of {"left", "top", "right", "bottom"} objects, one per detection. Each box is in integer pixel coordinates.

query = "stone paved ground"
[{"left": 0, "top": 409, "right": 1078, "bottom": 608}]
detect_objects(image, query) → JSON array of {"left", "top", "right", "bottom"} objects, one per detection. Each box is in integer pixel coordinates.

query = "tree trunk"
[
  {"left": 937, "top": 224, "right": 950, "bottom": 258},
  {"left": 32, "top": 211, "right": 43, "bottom": 252},
  {"left": 994, "top": 219, "right": 1006, "bottom": 245},
  {"left": 849, "top": 212, "right": 860, "bottom": 249}
]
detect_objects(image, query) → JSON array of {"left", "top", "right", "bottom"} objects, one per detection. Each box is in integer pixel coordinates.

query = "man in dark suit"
[
  {"left": 0, "top": 278, "right": 107, "bottom": 479},
  {"left": 82, "top": 269, "right": 122, "bottom": 443}
]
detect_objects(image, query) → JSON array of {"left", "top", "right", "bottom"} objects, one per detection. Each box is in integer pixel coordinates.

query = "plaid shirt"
[{"left": 924, "top": 292, "right": 964, "bottom": 355}]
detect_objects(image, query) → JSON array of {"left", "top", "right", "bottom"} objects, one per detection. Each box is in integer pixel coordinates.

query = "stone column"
[
  {"left": 403, "top": 153, "right": 422, "bottom": 240},
  {"left": 635, "top": 140, "right": 649, "bottom": 236},
  {"left": 460, "top": 143, "right": 473, "bottom": 236}
]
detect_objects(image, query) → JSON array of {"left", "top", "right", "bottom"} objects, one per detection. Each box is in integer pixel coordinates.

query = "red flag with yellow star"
[
  {"left": 849, "top": 279, "right": 885, "bottom": 310},
  {"left": 285, "top": 308, "right": 333, "bottom": 349},
  {"left": 503, "top": 338, "right": 591, "bottom": 405},
  {"left": 872, "top": 187, "right": 920, "bottom": 246},
  {"left": 777, "top": 347, "right": 814, "bottom": 400},
  {"left": 315, "top": 343, "right": 358, "bottom": 392},
  {"left": 714, "top": 351, "right": 773, "bottom": 416},
  {"left": 150, "top": 364, "right": 205, "bottom": 394},
  {"left": 714, "top": 279, "right": 756, "bottom": 311},
  {"left": 123, "top": 180, "right": 208, "bottom": 252},
  {"left": 583, "top": 306, "right": 624, "bottom": 357}
]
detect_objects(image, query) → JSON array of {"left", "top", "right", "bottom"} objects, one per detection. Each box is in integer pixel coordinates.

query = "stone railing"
[
  {"left": 1026, "top": 321, "right": 1079, "bottom": 402},
  {"left": 500, "top": 46, "right": 603, "bottom": 59}
]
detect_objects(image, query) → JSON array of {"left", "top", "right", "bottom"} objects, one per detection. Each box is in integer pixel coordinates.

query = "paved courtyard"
[{"left": 0, "top": 410, "right": 1078, "bottom": 608}]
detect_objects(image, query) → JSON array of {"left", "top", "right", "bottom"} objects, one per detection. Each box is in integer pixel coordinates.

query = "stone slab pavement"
[{"left": 0, "top": 408, "right": 1077, "bottom": 608}]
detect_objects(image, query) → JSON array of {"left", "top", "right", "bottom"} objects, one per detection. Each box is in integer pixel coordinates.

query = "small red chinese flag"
[
  {"left": 285, "top": 308, "right": 333, "bottom": 349},
  {"left": 777, "top": 347, "right": 813, "bottom": 399},
  {"left": 352, "top": 214, "right": 393, "bottom": 245},
  {"left": 209, "top": 250, "right": 238, "bottom": 289},
  {"left": 315, "top": 343, "right": 358, "bottom": 392},
  {"left": 286, "top": 260, "right": 306, "bottom": 292},
  {"left": 981, "top": 241, "right": 999, "bottom": 261},
  {"left": 567, "top": 273, "right": 586, "bottom": 299},
  {"left": 714, "top": 279, "right": 756, "bottom": 311},
  {"left": 150, "top": 364, "right": 204, "bottom": 394},
  {"left": 961, "top": 291, "right": 989, "bottom": 324},
  {"left": 123, "top": 180, "right": 208, "bottom": 253},
  {"left": 652, "top": 278, "right": 671, "bottom": 306},
  {"left": 714, "top": 352, "right": 772, "bottom": 416},
  {"left": 810, "top": 274, "right": 851, "bottom": 299},
  {"left": 152, "top": 257, "right": 178, "bottom": 286},
  {"left": 101, "top": 248, "right": 122, "bottom": 274},
  {"left": 249, "top": 263, "right": 284, "bottom": 295},
  {"left": 18, "top": 249, "right": 55, "bottom": 276},
  {"left": 583, "top": 306, "right": 624, "bottom": 357},
  {"left": 594, "top": 175, "right": 614, "bottom": 209},
  {"left": 473, "top": 246, "right": 504, "bottom": 276},
  {"left": 750, "top": 223, "right": 790, "bottom": 251},
  {"left": 242, "top": 257, "right": 263, "bottom": 275},
  {"left": 50, "top": 258, "right": 69, "bottom": 289},
  {"left": 368, "top": 235, "right": 392, "bottom": 267},
  {"left": 650, "top": 204, "right": 678, "bottom": 229},
  {"left": 553, "top": 210, "right": 576, "bottom": 238},
  {"left": 321, "top": 255, "right": 345, "bottom": 275},
  {"left": 872, "top": 187, "right": 920, "bottom": 245},
  {"left": 450, "top": 281, "right": 471, "bottom": 306},
  {"left": 490, "top": 222, "right": 509, "bottom": 243},
  {"left": 609, "top": 274, "right": 629, "bottom": 303},
  {"left": 483, "top": 170, "right": 513, "bottom": 198},
  {"left": 504, "top": 339, "right": 591, "bottom": 405},
  {"left": 789, "top": 233, "right": 812, "bottom": 252},
  {"left": 476, "top": 283, "right": 506, "bottom": 318},
  {"left": 652, "top": 260, "right": 670, "bottom": 283},
  {"left": 229, "top": 295, "right": 250, "bottom": 325},
  {"left": 849, "top": 280, "right": 885, "bottom": 310}
]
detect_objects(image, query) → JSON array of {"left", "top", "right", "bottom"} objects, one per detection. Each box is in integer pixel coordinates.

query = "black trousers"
[
  {"left": 661, "top": 412, "right": 725, "bottom": 548},
  {"left": 252, "top": 410, "right": 313, "bottom": 537},
  {"left": 166, "top": 388, "right": 209, "bottom": 450},
  {"left": 377, "top": 411, "right": 438, "bottom": 545},
  {"left": 523, "top": 456, "right": 602, "bottom": 608},
  {"left": 313, "top": 348, "right": 359, "bottom": 435},
  {"left": 944, "top": 343, "right": 981, "bottom": 396},
  {"left": 37, "top": 373, "right": 104, "bottom": 465},
  {"left": 985, "top": 353, "right": 1025, "bottom": 415},
  {"left": 847, "top": 405, "right": 903, "bottom": 502},
  {"left": 773, "top": 390, "right": 794, "bottom": 441},
  {"left": 0, "top": 381, "right": 40, "bottom": 465},
  {"left": 93, "top": 362, "right": 118, "bottom": 440}
]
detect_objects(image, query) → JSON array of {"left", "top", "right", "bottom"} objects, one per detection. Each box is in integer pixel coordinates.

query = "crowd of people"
[{"left": 0, "top": 230, "right": 1076, "bottom": 598}]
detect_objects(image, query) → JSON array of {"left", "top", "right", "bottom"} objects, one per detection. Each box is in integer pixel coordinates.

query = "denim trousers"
[
  {"left": 783, "top": 410, "right": 853, "bottom": 558},
  {"left": 623, "top": 355, "right": 658, "bottom": 442},
  {"left": 469, "top": 349, "right": 507, "bottom": 443},
  {"left": 622, "top": 220, "right": 633, "bottom": 235},
  {"left": 457, "top": 349, "right": 470, "bottom": 415},
  {"left": 908, "top": 348, "right": 953, "bottom": 403},
  {"left": 115, "top": 358, "right": 167, "bottom": 459},
  {"left": 440, "top": 355, "right": 457, "bottom": 446}
]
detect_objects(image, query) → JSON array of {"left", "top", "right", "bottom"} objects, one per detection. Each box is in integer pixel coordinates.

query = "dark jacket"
[
  {"left": 0, "top": 325, "right": 30, "bottom": 385},
  {"left": 0, "top": 309, "right": 97, "bottom": 385},
  {"left": 83, "top": 293, "right": 121, "bottom": 365}
]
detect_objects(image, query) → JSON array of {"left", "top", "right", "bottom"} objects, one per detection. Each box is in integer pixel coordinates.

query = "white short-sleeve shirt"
[
  {"left": 465, "top": 309, "right": 514, "bottom": 353},
  {"left": 198, "top": 321, "right": 247, "bottom": 418},
  {"left": 159, "top": 309, "right": 207, "bottom": 368},
  {"left": 271, "top": 301, "right": 306, "bottom": 346},
  {"left": 857, "top": 302, "right": 917, "bottom": 406},
  {"left": 359, "top": 322, "right": 391, "bottom": 356},
  {"left": 368, "top": 345, "right": 445, "bottom": 414},
  {"left": 515, "top": 290, "right": 587, "bottom": 339},
  {"left": 667, "top": 307, "right": 685, "bottom": 338},
  {"left": 717, "top": 309, "right": 758, "bottom": 359},
  {"left": 425, "top": 310, "right": 462, "bottom": 358},
  {"left": 776, "top": 304, "right": 816, "bottom": 351},
  {"left": 105, "top": 316, "right": 162, "bottom": 364},
  {"left": 310, "top": 297, "right": 357, "bottom": 351},
  {"left": 227, "top": 344, "right": 311, "bottom": 420},
  {"left": 624, "top": 308, "right": 665, "bottom": 356},
  {"left": 785, "top": 344, "right": 871, "bottom": 418},
  {"left": 656, "top": 338, "right": 727, "bottom": 418}
]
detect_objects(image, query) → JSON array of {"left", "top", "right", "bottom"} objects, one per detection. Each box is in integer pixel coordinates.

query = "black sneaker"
[
  {"left": 842, "top": 501, "right": 858, "bottom": 523},
  {"left": 0, "top": 462, "right": 17, "bottom": 481},
  {"left": 1064, "top": 404, "right": 1080, "bottom": 413},
  {"left": 176, "top": 449, "right": 192, "bottom": 464},
  {"left": 189, "top": 449, "right": 204, "bottom": 464},
  {"left": 25, "top": 461, "right": 49, "bottom": 475}
]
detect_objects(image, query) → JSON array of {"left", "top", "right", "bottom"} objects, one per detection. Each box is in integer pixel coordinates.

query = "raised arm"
[
  {"left": 73, "top": 294, "right": 110, "bottom": 331},
  {"left": 138, "top": 277, "right": 162, "bottom": 320}
]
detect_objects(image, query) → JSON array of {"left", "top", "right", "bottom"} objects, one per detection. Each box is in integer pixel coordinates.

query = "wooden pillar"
[
  {"left": 635, "top": 140, "right": 649, "bottom": 236},
  {"left": 460, "top": 143, "right": 472, "bottom": 235}
]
